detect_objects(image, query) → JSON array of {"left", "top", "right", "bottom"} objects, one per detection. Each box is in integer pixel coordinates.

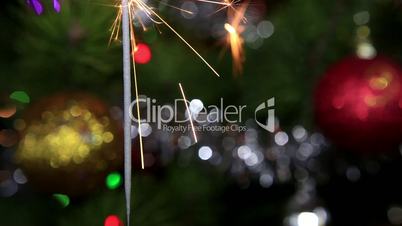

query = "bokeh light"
[
  {"left": 237, "top": 145, "right": 252, "bottom": 160},
  {"left": 297, "top": 212, "right": 319, "bottom": 226},
  {"left": 133, "top": 43, "right": 152, "bottom": 64},
  {"left": 139, "top": 123, "right": 152, "bottom": 137},
  {"left": 16, "top": 102, "right": 116, "bottom": 168},
  {"left": 0, "top": 171, "right": 18, "bottom": 197},
  {"left": 198, "top": 146, "right": 213, "bottom": 160},
  {"left": 353, "top": 11, "right": 370, "bottom": 26},
  {"left": 388, "top": 206, "right": 402, "bottom": 225},
  {"left": 356, "top": 42, "right": 376, "bottom": 60},
  {"left": 274, "top": 131, "right": 289, "bottom": 146},
  {"left": 189, "top": 99, "right": 204, "bottom": 115},
  {"left": 10, "top": 91, "right": 30, "bottom": 104},
  {"left": 104, "top": 215, "right": 123, "bottom": 226},
  {"left": 0, "top": 105, "right": 16, "bottom": 118},
  {"left": 346, "top": 166, "right": 361, "bottom": 182},
  {"left": 178, "top": 135, "right": 191, "bottom": 149},
  {"left": 259, "top": 173, "right": 274, "bottom": 188},
  {"left": 106, "top": 172, "right": 122, "bottom": 190},
  {"left": 13, "top": 168, "right": 28, "bottom": 185},
  {"left": 53, "top": 193, "right": 70, "bottom": 207},
  {"left": 257, "top": 20, "right": 274, "bottom": 39},
  {"left": 292, "top": 126, "right": 307, "bottom": 142}
]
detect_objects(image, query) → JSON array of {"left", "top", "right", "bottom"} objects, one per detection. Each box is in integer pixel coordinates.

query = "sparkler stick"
[{"left": 121, "top": 0, "right": 133, "bottom": 225}]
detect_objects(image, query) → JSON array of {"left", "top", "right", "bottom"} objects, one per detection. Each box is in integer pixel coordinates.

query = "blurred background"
[{"left": 1, "top": 0, "right": 402, "bottom": 225}]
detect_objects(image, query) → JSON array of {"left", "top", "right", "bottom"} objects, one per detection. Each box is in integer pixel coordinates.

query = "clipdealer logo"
[
  {"left": 254, "top": 97, "right": 275, "bottom": 132},
  {"left": 129, "top": 97, "right": 275, "bottom": 133}
]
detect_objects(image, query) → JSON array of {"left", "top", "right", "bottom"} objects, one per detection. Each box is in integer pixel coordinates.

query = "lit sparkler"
[
  {"left": 110, "top": 0, "right": 230, "bottom": 224},
  {"left": 111, "top": 0, "right": 252, "bottom": 221}
]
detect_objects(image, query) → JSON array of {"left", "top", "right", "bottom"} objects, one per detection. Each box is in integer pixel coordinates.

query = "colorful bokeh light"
[
  {"left": 133, "top": 43, "right": 152, "bottom": 64},
  {"left": 16, "top": 102, "right": 115, "bottom": 168},
  {"left": 0, "top": 105, "right": 17, "bottom": 118},
  {"left": 104, "top": 215, "right": 123, "bottom": 226},
  {"left": 10, "top": 91, "right": 30, "bottom": 104},
  {"left": 53, "top": 193, "right": 70, "bottom": 207},
  {"left": 106, "top": 172, "right": 122, "bottom": 190}
]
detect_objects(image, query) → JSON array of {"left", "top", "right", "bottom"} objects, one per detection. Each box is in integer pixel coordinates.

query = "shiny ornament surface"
[
  {"left": 314, "top": 55, "right": 402, "bottom": 153},
  {"left": 15, "top": 93, "right": 123, "bottom": 195}
]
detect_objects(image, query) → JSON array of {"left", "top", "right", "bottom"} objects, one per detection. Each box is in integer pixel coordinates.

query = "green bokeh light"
[
  {"left": 106, "top": 172, "right": 122, "bottom": 190},
  {"left": 53, "top": 194, "right": 70, "bottom": 208},
  {"left": 10, "top": 91, "right": 30, "bottom": 104}
]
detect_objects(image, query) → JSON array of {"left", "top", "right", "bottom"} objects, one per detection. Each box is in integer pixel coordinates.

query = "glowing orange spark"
[{"left": 224, "top": 2, "right": 248, "bottom": 75}]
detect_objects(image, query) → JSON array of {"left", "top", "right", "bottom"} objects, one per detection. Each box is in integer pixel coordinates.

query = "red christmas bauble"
[{"left": 314, "top": 55, "right": 402, "bottom": 153}]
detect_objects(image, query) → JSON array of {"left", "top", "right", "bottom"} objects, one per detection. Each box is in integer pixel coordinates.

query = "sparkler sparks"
[
  {"left": 108, "top": 0, "right": 253, "bottom": 225},
  {"left": 179, "top": 83, "right": 198, "bottom": 143},
  {"left": 110, "top": 0, "right": 224, "bottom": 172},
  {"left": 111, "top": 0, "right": 244, "bottom": 173},
  {"left": 110, "top": 0, "right": 222, "bottom": 78},
  {"left": 224, "top": 2, "right": 248, "bottom": 75}
]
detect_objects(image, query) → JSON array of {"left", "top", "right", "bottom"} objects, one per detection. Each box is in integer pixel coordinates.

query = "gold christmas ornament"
[{"left": 15, "top": 93, "right": 123, "bottom": 196}]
